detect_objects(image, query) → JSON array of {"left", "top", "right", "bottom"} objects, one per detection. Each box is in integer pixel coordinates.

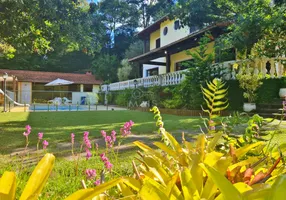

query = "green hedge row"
[{"left": 104, "top": 78, "right": 282, "bottom": 111}]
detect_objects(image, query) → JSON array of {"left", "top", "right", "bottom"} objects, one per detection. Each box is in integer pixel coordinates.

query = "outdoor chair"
[
  {"left": 48, "top": 97, "right": 62, "bottom": 105},
  {"left": 63, "top": 97, "right": 72, "bottom": 105}
]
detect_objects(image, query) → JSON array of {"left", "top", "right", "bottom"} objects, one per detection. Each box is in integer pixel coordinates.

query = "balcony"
[
  {"left": 101, "top": 57, "right": 286, "bottom": 92},
  {"left": 101, "top": 70, "right": 186, "bottom": 92}
]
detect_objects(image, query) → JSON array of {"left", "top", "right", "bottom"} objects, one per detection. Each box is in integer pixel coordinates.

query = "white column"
[{"left": 80, "top": 84, "right": 84, "bottom": 92}]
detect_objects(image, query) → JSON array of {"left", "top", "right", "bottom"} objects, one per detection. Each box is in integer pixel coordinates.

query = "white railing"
[
  {"left": 101, "top": 70, "right": 186, "bottom": 91},
  {"left": 101, "top": 57, "right": 285, "bottom": 92},
  {"left": 220, "top": 57, "right": 286, "bottom": 80}
]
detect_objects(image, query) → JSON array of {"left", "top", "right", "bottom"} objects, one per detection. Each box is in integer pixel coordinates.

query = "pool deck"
[{"left": 9, "top": 105, "right": 127, "bottom": 112}]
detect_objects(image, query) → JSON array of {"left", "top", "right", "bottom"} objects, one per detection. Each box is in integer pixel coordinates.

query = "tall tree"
[
  {"left": 0, "top": 0, "right": 106, "bottom": 71},
  {"left": 0, "top": 0, "right": 103, "bottom": 56}
]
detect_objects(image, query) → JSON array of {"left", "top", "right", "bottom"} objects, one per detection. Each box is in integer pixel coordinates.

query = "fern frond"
[
  {"left": 206, "top": 81, "right": 216, "bottom": 92},
  {"left": 201, "top": 78, "right": 229, "bottom": 120},
  {"left": 212, "top": 103, "right": 229, "bottom": 113},
  {"left": 201, "top": 87, "right": 214, "bottom": 98}
]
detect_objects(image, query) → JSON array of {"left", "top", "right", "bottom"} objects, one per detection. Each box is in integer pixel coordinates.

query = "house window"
[
  {"left": 84, "top": 84, "right": 93, "bottom": 92},
  {"left": 163, "top": 27, "right": 168, "bottom": 35},
  {"left": 174, "top": 20, "right": 181, "bottom": 30},
  {"left": 175, "top": 59, "right": 194, "bottom": 71},
  {"left": 146, "top": 68, "right": 159, "bottom": 77},
  {"left": 155, "top": 38, "right": 160, "bottom": 48}
]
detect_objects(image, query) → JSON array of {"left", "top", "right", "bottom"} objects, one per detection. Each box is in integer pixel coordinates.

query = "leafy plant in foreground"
[{"left": 0, "top": 153, "right": 55, "bottom": 200}]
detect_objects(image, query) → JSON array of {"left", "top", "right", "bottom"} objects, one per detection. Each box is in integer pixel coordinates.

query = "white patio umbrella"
[
  {"left": 45, "top": 78, "right": 74, "bottom": 86},
  {"left": 45, "top": 78, "right": 74, "bottom": 101}
]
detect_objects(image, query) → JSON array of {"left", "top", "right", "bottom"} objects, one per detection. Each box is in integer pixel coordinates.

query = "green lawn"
[{"left": 0, "top": 110, "right": 201, "bottom": 154}]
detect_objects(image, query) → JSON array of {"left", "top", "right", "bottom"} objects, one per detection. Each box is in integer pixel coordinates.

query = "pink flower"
[
  {"left": 83, "top": 131, "right": 91, "bottom": 148},
  {"left": 101, "top": 130, "right": 106, "bottom": 138},
  {"left": 23, "top": 132, "right": 29, "bottom": 136},
  {"left": 23, "top": 125, "right": 32, "bottom": 137},
  {"left": 25, "top": 125, "right": 31, "bottom": 133},
  {"left": 71, "top": 133, "right": 75, "bottom": 144},
  {"left": 102, "top": 130, "right": 116, "bottom": 148},
  {"left": 100, "top": 153, "right": 108, "bottom": 162},
  {"left": 83, "top": 131, "right": 92, "bottom": 159},
  {"left": 105, "top": 161, "right": 113, "bottom": 170},
  {"left": 43, "top": 140, "right": 49, "bottom": 149},
  {"left": 100, "top": 153, "right": 112, "bottom": 170},
  {"left": 38, "top": 132, "right": 43, "bottom": 140},
  {"left": 111, "top": 130, "right": 116, "bottom": 142},
  {"left": 85, "top": 169, "right": 96, "bottom": 179},
  {"left": 105, "top": 136, "right": 112, "bottom": 143},
  {"left": 120, "top": 120, "right": 134, "bottom": 137},
  {"left": 94, "top": 179, "right": 100, "bottom": 186},
  {"left": 86, "top": 149, "right": 92, "bottom": 160}
]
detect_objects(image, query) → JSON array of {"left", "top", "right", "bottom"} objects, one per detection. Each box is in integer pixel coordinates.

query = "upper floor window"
[
  {"left": 174, "top": 20, "right": 181, "bottom": 30},
  {"left": 163, "top": 27, "right": 168, "bottom": 36},
  {"left": 147, "top": 68, "right": 159, "bottom": 77},
  {"left": 175, "top": 59, "right": 194, "bottom": 71},
  {"left": 155, "top": 38, "right": 160, "bottom": 48}
]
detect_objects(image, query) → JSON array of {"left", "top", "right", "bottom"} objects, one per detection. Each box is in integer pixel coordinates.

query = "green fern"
[{"left": 201, "top": 78, "right": 229, "bottom": 120}]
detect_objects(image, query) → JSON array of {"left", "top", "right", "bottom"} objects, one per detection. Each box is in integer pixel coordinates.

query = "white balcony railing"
[
  {"left": 101, "top": 57, "right": 285, "bottom": 92},
  {"left": 101, "top": 70, "right": 187, "bottom": 91}
]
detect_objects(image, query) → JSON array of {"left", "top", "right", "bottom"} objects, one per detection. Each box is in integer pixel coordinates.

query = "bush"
[{"left": 257, "top": 78, "right": 280, "bottom": 103}]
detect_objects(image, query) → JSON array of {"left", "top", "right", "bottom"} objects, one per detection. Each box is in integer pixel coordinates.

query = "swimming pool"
[{"left": 30, "top": 105, "right": 89, "bottom": 111}]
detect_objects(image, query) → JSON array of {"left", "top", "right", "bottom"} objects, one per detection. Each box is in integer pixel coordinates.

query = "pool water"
[{"left": 30, "top": 105, "right": 88, "bottom": 111}]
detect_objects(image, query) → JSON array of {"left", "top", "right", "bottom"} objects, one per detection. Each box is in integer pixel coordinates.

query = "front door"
[{"left": 20, "top": 82, "right": 31, "bottom": 104}]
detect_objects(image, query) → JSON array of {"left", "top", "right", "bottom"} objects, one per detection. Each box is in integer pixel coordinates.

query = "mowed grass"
[{"left": 0, "top": 110, "right": 201, "bottom": 154}]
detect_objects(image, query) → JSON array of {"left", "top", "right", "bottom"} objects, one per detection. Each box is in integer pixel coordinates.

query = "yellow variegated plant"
[{"left": 0, "top": 153, "right": 55, "bottom": 200}]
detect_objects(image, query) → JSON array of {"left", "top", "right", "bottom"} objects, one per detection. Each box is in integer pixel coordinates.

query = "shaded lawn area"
[{"left": 0, "top": 110, "right": 201, "bottom": 154}]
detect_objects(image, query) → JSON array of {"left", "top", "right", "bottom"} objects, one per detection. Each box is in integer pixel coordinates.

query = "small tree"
[
  {"left": 236, "top": 69, "right": 263, "bottom": 103},
  {"left": 117, "top": 59, "right": 132, "bottom": 81},
  {"left": 179, "top": 33, "right": 222, "bottom": 109}
]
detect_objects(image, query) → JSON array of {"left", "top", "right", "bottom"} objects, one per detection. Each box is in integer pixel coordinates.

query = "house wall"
[
  {"left": 170, "top": 41, "right": 215, "bottom": 72},
  {"left": 92, "top": 85, "right": 100, "bottom": 93},
  {"left": 160, "top": 19, "right": 190, "bottom": 47},
  {"left": 150, "top": 29, "right": 160, "bottom": 50}
]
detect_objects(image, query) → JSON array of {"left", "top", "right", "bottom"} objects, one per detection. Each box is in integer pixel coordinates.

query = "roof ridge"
[{"left": 0, "top": 69, "right": 91, "bottom": 75}]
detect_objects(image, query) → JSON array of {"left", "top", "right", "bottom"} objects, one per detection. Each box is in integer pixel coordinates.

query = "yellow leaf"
[
  {"left": 123, "top": 177, "right": 141, "bottom": 192},
  {"left": 180, "top": 167, "right": 200, "bottom": 200},
  {"left": 235, "top": 142, "right": 265, "bottom": 159},
  {"left": 269, "top": 174, "right": 286, "bottom": 200},
  {"left": 65, "top": 178, "right": 123, "bottom": 200},
  {"left": 228, "top": 157, "right": 259, "bottom": 171},
  {"left": 0, "top": 171, "right": 16, "bottom": 200},
  {"left": 139, "top": 177, "right": 168, "bottom": 200},
  {"left": 199, "top": 163, "right": 242, "bottom": 200},
  {"left": 204, "top": 151, "right": 224, "bottom": 167},
  {"left": 118, "top": 182, "right": 134, "bottom": 197},
  {"left": 20, "top": 153, "right": 55, "bottom": 200}
]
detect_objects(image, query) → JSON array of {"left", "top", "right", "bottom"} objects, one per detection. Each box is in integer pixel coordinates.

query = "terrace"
[{"left": 101, "top": 57, "right": 286, "bottom": 92}]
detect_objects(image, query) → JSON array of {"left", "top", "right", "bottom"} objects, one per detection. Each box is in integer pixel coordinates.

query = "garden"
[
  {"left": 1, "top": 78, "right": 286, "bottom": 199},
  {"left": 0, "top": 0, "right": 286, "bottom": 199}
]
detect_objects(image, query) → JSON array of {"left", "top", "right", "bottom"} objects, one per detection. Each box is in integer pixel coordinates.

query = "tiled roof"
[{"left": 0, "top": 69, "right": 102, "bottom": 85}]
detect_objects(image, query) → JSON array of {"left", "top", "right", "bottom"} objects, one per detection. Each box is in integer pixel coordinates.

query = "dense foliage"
[
  {"left": 173, "top": 0, "right": 286, "bottom": 57},
  {"left": 0, "top": 0, "right": 172, "bottom": 75}
]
